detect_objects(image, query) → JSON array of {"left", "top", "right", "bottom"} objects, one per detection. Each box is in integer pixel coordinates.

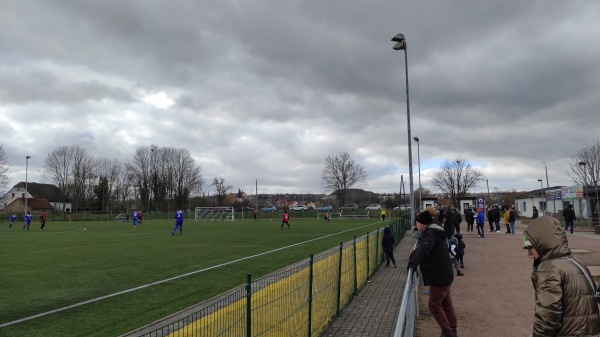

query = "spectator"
[
  {"left": 475, "top": 207, "right": 485, "bottom": 238},
  {"left": 381, "top": 226, "right": 396, "bottom": 268},
  {"left": 492, "top": 205, "right": 501, "bottom": 232},
  {"left": 523, "top": 216, "right": 600, "bottom": 336},
  {"left": 252, "top": 209, "right": 257, "bottom": 221},
  {"left": 452, "top": 208, "right": 463, "bottom": 234},
  {"left": 465, "top": 208, "right": 475, "bottom": 232},
  {"left": 532, "top": 206, "right": 539, "bottom": 220},
  {"left": 504, "top": 207, "right": 511, "bottom": 234},
  {"left": 408, "top": 210, "right": 457, "bottom": 337},
  {"left": 562, "top": 204, "right": 576, "bottom": 235}
]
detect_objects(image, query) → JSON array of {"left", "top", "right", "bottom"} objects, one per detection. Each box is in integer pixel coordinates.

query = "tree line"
[{"left": 42, "top": 145, "right": 204, "bottom": 212}]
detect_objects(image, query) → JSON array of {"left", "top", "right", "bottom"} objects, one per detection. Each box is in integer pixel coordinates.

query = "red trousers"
[{"left": 428, "top": 285, "right": 457, "bottom": 336}]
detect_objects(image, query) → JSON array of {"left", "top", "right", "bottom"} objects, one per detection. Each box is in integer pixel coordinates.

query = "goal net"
[{"left": 195, "top": 207, "right": 235, "bottom": 221}]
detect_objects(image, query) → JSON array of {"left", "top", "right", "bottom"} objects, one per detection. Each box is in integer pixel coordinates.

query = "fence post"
[
  {"left": 246, "top": 273, "right": 252, "bottom": 337},
  {"left": 375, "top": 227, "right": 380, "bottom": 269},
  {"left": 366, "top": 232, "right": 370, "bottom": 279},
  {"left": 336, "top": 242, "right": 343, "bottom": 316},
  {"left": 353, "top": 236, "right": 357, "bottom": 296},
  {"left": 308, "top": 255, "right": 314, "bottom": 337}
]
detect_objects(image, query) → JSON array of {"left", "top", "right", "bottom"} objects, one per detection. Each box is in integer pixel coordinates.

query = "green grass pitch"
[{"left": 0, "top": 216, "right": 389, "bottom": 337}]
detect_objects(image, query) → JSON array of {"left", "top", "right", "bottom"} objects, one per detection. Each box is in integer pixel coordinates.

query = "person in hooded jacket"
[
  {"left": 523, "top": 216, "right": 600, "bottom": 337},
  {"left": 475, "top": 207, "right": 485, "bottom": 238},
  {"left": 465, "top": 208, "right": 475, "bottom": 232},
  {"left": 408, "top": 210, "right": 457, "bottom": 337},
  {"left": 381, "top": 226, "right": 397, "bottom": 267}
]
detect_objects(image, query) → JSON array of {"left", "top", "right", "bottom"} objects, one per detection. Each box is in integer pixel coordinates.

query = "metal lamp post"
[
  {"left": 25, "top": 156, "right": 30, "bottom": 216},
  {"left": 579, "top": 161, "right": 590, "bottom": 225},
  {"left": 413, "top": 136, "right": 421, "bottom": 210},
  {"left": 486, "top": 179, "right": 490, "bottom": 210},
  {"left": 391, "top": 33, "right": 415, "bottom": 226},
  {"left": 494, "top": 187, "right": 498, "bottom": 204},
  {"left": 537, "top": 179, "right": 544, "bottom": 214}
]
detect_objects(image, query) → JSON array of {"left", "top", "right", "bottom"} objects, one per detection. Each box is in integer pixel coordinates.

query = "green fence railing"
[{"left": 135, "top": 218, "right": 411, "bottom": 337}]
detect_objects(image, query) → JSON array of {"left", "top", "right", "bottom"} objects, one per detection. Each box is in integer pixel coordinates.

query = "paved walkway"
[{"left": 324, "top": 219, "right": 600, "bottom": 337}]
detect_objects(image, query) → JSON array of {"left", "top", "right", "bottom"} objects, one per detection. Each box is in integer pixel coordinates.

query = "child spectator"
[
  {"left": 381, "top": 226, "right": 397, "bottom": 267},
  {"left": 449, "top": 235, "right": 465, "bottom": 276}
]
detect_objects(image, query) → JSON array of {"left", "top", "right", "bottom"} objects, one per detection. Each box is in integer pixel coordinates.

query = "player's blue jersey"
[
  {"left": 133, "top": 211, "right": 138, "bottom": 220},
  {"left": 175, "top": 210, "right": 184, "bottom": 224},
  {"left": 25, "top": 214, "right": 33, "bottom": 223},
  {"left": 10, "top": 214, "right": 17, "bottom": 222}
]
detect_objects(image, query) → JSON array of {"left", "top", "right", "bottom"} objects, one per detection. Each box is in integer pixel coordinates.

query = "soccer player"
[
  {"left": 137, "top": 210, "right": 143, "bottom": 225},
  {"left": 23, "top": 211, "right": 33, "bottom": 230},
  {"left": 172, "top": 209, "right": 184, "bottom": 235},
  {"left": 40, "top": 211, "right": 47, "bottom": 230},
  {"left": 132, "top": 210, "right": 138, "bottom": 228},
  {"left": 323, "top": 211, "right": 331, "bottom": 222},
  {"left": 9, "top": 213, "right": 17, "bottom": 228},
  {"left": 281, "top": 210, "right": 290, "bottom": 229}
]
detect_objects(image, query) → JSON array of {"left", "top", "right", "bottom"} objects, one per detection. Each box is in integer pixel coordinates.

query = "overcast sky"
[{"left": 1, "top": 1, "right": 599, "bottom": 197}]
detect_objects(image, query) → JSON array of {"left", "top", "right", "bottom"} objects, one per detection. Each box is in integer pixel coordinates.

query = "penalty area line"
[{"left": 0, "top": 221, "right": 381, "bottom": 328}]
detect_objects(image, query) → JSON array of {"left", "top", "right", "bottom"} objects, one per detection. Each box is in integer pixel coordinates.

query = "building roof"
[
  {"left": 5, "top": 197, "right": 54, "bottom": 211},
  {"left": 13, "top": 182, "right": 70, "bottom": 202}
]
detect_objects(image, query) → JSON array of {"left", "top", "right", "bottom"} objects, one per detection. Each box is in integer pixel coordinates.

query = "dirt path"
[{"left": 414, "top": 221, "right": 600, "bottom": 337}]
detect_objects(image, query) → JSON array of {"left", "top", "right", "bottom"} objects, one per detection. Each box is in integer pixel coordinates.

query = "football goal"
[{"left": 195, "top": 207, "right": 235, "bottom": 221}]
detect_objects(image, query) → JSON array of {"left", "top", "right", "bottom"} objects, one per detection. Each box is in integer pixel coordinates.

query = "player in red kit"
[{"left": 281, "top": 210, "right": 290, "bottom": 229}]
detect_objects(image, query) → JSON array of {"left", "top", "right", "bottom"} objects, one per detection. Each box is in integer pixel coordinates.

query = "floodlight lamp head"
[
  {"left": 537, "top": 179, "right": 542, "bottom": 182},
  {"left": 393, "top": 41, "right": 406, "bottom": 50},
  {"left": 413, "top": 136, "right": 419, "bottom": 142},
  {"left": 391, "top": 33, "right": 405, "bottom": 42},
  {"left": 578, "top": 161, "right": 587, "bottom": 166}
]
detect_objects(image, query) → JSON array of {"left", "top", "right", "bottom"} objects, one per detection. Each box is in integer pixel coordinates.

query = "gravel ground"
[{"left": 414, "top": 220, "right": 600, "bottom": 337}]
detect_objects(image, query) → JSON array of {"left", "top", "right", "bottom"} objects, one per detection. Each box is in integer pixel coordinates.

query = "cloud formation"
[{"left": 1, "top": 1, "right": 599, "bottom": 196}]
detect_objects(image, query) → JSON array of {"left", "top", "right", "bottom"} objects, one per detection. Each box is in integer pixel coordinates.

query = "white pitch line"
[{"left": 0, "top": 221, "right": 382, "bottom": 328}]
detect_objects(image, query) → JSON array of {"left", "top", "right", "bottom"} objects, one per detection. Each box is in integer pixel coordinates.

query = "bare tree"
[
  {"left": 565, "top": 141, "right": 600, "bottom": 215},
  {"left": 431, "top": 158, "right": 485, "bottom": 207},
  {"left": 211, "top": 177, "right": 232, "bottom": 206},
  {"left": 93, "top": 157, "right": 121, "bottom": 211},
  {"left": 0, "top": 145, "right": 9, "bottom": 191},
  {"left": 321, "top": 152, "right": 367, "bottom": 206},
  {"left": 171, "top": 148, "right": 203, "bottom": 210},
  {"left": 71, "top": 146, "right": 96, "bottom": 211}
]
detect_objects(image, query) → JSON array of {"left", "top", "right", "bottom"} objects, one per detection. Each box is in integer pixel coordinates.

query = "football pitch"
[{"left": 0, "top": 216, "right": 389, "bottom": 337}]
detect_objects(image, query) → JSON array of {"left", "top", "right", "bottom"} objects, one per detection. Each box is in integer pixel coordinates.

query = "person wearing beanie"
[
  {"left": 523, "top": 216, "right": 600, "bottom": 336},
  {"left": 408, "top": 210, "right": 457, "bottom": 337}
]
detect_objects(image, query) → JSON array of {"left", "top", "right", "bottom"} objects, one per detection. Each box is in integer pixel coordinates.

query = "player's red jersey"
[{"left": 283, "top": 213, "right": 289, "bottom": 222}]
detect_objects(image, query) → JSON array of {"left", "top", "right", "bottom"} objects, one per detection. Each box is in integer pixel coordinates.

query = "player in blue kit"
[
  {"left": 23, "top": 211, "right": 33, "bottom": 230},
  {"left": 132, "top": 210, "right": 138, "bottom": 228},
  {"left": 9, "top": 213, "right": 17, "bottom": 228},
  {"left": 172, "top": 209, "right": 184, "bottom": 236}
]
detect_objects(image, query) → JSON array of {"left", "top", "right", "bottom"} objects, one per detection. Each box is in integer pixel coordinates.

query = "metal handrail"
[{"left": 393, "top": 240, "right": 420, "bottom": 337}]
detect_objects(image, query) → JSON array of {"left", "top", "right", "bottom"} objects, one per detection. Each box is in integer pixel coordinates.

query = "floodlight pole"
[
  {"left": 413, "top": 136, "right": 421, "bottom": 210},
  {"left": 391, "top": 33, "right": 415, "bottom": 226},
  {"left": 25, "top": 156, "right": 30, "bottom": 216},
  {"left": 579, "top": 161, "right": 590, "bottom": 225}
]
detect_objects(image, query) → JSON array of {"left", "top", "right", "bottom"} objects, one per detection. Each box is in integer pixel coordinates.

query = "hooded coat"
[
  {"left": 407, "top": 223, "right": 454, "bottom": 287},
  {"left": 523, "top": 216, "right": 600, "bottom": 337},
  {"left": 381, "top": 226, "right": 395, "bottom": 249}
]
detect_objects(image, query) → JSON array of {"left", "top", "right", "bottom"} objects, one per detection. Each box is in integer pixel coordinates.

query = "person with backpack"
[
  {"left": 449, "top": 234, "right": 465, "bottom": 276},
  {"left": 523, "top": 216, "right": 600, "bottom": 336}
]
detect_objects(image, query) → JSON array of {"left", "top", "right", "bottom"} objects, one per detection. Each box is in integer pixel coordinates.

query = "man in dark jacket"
[
  {"left": 452, "top": 208, "right": 463, "bottom": 234},
  {"left": 492, "top": 205, "right": 501, "bottom": 232},
  {"left": 532, "top": 206, "right": 539, "bottom": 219},
  {"left": 381, "top": 226, "right": 396, "bottom": 267},
  {"left": 408, "top": 210, "right": 457, "bottom": 337},
  {"left": 562, "top": 204, "right": 576, "bottom": 234},
  {"left": 440, "top": 206, "right": 456, "bottom": 238},
  {"left": 465, "top": 208, "right": 475, "bottom": 232}
]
